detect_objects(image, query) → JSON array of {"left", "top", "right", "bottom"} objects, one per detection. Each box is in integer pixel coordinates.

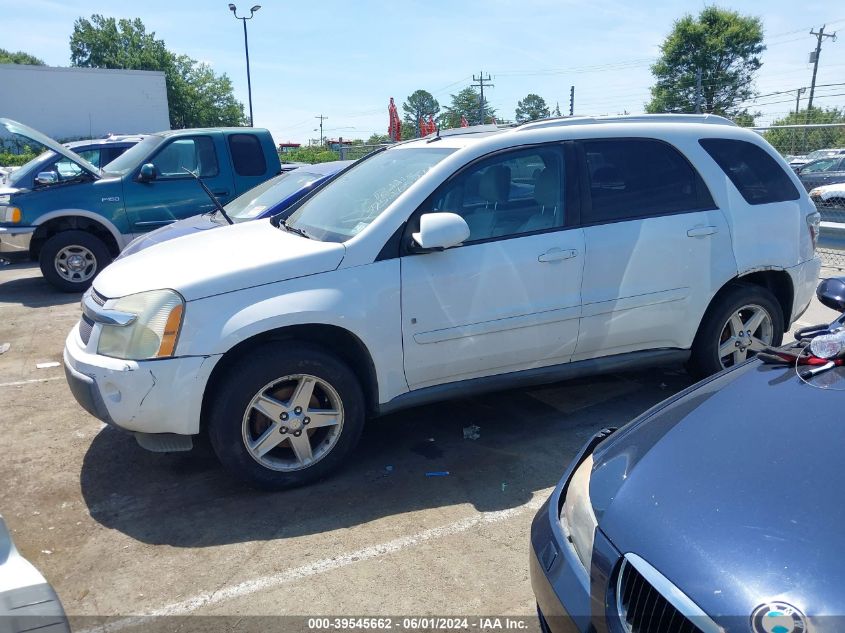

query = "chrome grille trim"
[
  {"left": 91, "top": 290, "right": 107, "bottom": 306},
  {"left": 79, "top": 314, "right": 94, "bottom": 345},
  {"left": 616, "top": 553, "right": 723, "bottom": 633}
]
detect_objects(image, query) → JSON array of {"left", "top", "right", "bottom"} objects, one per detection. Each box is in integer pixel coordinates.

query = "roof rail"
[
  {"left": 418, "top": 123, "right": 501, "bottom": 140},
  {"left": 515, "top": 113, "right": 736, "bottom": 132}
]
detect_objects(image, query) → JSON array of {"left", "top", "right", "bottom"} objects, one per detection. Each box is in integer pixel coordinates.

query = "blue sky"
[{"left": 1, "top": 0, "right": 843, "bottom": 143}]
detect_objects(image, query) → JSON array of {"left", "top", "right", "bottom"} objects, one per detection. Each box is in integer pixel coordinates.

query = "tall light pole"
[{"left": 229, "top": 4, "right": 261, "bottom": 127}]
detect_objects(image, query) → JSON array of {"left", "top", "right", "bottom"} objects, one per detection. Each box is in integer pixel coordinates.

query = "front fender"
[
  {"left": 33, "top": 208, "right": 128, "bottom": 249},
  {"left": 179, "top": 261, "right": 408, "bottom": 404}
]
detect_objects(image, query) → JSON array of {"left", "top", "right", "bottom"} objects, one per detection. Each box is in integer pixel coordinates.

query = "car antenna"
[
  {"left": 426, "top": 124, "right": 442, "bottom": 143},
  {"left": 181, "top": 167, "right": 233, "bottom": 225}
]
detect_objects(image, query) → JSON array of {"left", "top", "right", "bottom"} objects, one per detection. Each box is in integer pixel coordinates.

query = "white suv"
[{"left": 63, "top": 114, "right": 821, "bottom": 489}]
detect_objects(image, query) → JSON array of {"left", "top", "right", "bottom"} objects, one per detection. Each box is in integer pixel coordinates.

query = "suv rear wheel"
[
  {"left": 39, "top": 230, "right": 111, "bottom": 292},
  {"left": 689, "top": 284, "right": 784, "bottom": 379},
  {"left": 208, "top": 342, "right": 365, "bottom": 490}
]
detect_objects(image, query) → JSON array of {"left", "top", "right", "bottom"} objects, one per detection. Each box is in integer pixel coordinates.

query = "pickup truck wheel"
[
  {"left": 208, "top": 342, "right": 365, "bottom": 490},
  {"left": 688, "top": 284, "right": 783, "bottom": 379},
  {"left": 39, "top": 230, "right": 112, "bottom": 292}
]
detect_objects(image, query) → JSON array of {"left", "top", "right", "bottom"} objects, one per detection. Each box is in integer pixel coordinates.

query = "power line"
[
  {"left": 471, "top": 71, "right": 494, "bottom": 125},
  {"left": 808, "top": 25, "right": 838, "bottom": 109}
]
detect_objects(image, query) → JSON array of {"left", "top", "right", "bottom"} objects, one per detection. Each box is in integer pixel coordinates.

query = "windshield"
[
  {"left": 7, "top": 150, "right": 54, "bottom": 186},
  {"left": 103, "top": 135, "right": 164, "bottom": 175},
  {"left": 284, "top": 147, "right": 454, "bottom": 242},
  {"left": 226, "top": 170, "right": 324, "bottom": 222}
]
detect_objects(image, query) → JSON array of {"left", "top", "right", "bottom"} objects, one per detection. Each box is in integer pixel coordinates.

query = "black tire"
[
  {"left": 39, "top": 230, "right": 112, "bottom": 292},
  {"left": 207, "top": 342, "right": 366, "bottom": 490},
  {"left": 688, "top": 283, "right": 784, "bottom": 380}
]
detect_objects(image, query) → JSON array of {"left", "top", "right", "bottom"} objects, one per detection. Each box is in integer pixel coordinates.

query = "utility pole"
[
  {"left": 794, "top": 86, "right": 807, "bottom": 115},
  {"left": 694, "top": 68, "right": 703, "bottom": 114},
  {"left": 315, "top": 114, "right": 327, "bottom": 147},
  {"left": 807, "top": 25, "right": 837, "bottom": 110},
  {"left": 569, "top": 86, "right": 575, "bottom": 116},
  {"left": 472, "top": 71, "right": 493, "bottom": 125}
]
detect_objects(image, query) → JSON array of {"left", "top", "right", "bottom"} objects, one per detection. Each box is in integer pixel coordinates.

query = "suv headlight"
[
  {"left": 560, "top": 454, "right": 598, "bottom": 570},
  {"left": 97, "top": 290, "right": 184, "bottom": 360}
]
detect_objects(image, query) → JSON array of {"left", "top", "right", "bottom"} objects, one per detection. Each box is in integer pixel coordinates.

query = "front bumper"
[
  {"left": 0, "top": 225, "right": 35, "bottom": 255},
  {"left": 63, "top": 325, "right": 219, "bottom": 436}
]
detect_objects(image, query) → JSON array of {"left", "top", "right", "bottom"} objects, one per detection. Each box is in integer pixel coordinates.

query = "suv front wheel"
[
  {"left": 208, "top": 342, "right": 366, "bottom": 490},
  {"left": 689, "top": 284, "right": 784, "bottom": 379}
]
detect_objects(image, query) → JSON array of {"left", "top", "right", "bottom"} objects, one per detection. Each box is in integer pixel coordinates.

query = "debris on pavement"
[
  {"left": 425, "top": 471, "right": 450, "bottom": 477},
  {"left": 0, "top": 343, "right": 9, "bottom": 355},
  {"left": 463, "top": 425, "right": 481, "bottom": 440},
  {"left": 35, "top": 361, "right": 60, "bottom": 369}
]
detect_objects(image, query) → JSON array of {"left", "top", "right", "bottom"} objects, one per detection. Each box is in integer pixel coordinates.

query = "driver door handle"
[
  {"left": 687, "top": 226, "right": 718, "bottom": 238},
  {"left": 538, "top": 248, "right": 578, "bottom": 262}
]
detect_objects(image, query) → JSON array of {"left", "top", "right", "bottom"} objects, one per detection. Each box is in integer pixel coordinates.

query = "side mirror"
[
  {"left": 35, "top": 171, "right": 58, "bottom": 186},
  {"left": 817, "top": 277, "right": 845, "bottom": 312},
  {"left": 412, "top": 212, "right": 470, "bottom": 251},
  {"left": 138, "top": 163, "right": 156, "bottom": 182}
]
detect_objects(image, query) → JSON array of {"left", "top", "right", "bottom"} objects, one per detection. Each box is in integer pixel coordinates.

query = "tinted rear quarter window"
[
  {"left": 581, "top": 138, "right": 713, "bottom": 224},
  {"left": 229, "top": 133, "right": 267, "bottom": 176},
  {"left": 699, "top": 138, "right": 800, "bottom": 205}
]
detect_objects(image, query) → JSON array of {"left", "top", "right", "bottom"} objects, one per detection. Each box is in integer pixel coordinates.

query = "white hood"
[
  {"left": 93, "top": 219, "right": 346, "bottom": 301},
  {"left": 811, "top": 182, "right": 845, "bottom": 200}
]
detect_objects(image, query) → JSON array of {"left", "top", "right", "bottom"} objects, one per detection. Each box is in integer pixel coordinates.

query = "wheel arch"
[
  {"left": 30, "top": 211, "right": 125, "bottom": 259},
  {"left": 702, "top": 268, "right": 794, "bottom": 335},
  {"left": 200, "top": 323, "right": 380, "bottom": 430}
]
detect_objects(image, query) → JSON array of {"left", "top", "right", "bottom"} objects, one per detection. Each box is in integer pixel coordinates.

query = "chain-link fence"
[
  {"left": 753, "top": 123, "right": 845, "bottom": 164},
  {"left": 816, "top": 194, "right": 845, "bottom": 270},
  {"left": 337, "top": 143, "right": 390, "bottom": 161}
]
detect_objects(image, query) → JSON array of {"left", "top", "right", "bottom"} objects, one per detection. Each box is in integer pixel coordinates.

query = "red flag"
[
  {"left": 428, "top": 115, "right": 436, "bottom": 134},
  {"left": 419, "top": 117, "right": 426, "bottom": 136},
  {"left": 460, "top": 115, "right": 469, "bottom": 128},
  {"left": 388, "top": 97, "right": 401, "bottom": 141}
]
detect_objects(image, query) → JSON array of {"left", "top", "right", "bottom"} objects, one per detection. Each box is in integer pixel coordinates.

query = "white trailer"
[{"left": 0, "top": 64, "right": 170, "bottom": 140}]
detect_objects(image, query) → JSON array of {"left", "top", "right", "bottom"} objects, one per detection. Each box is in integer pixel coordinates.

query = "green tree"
[
  {"left": 0, "top": 48, "right": 45, "bottom": 65},
  {"left": 440, "top": 87, "right": 496, "bottom": 128},
  {"left": 646, "top": 7, "right": 764, "bottom": 116},
  {"left": 70, "top": 14, "right": 246, "bottom": 128},
  {"left": 366, "top": 133, "right": 391, "bottom": 144},
  {"left": 731, "top": 111, "right": 757, "bottom": 127},
  {"left": 553, "top": 102, "right": 562, "bottom": 117},
  {"left": 402, "top": 89, "right": 440, "bottom": 137},
  {"left": 763, "top": 108, "right": 845, "bottom": 156},
  {"left": 515, "top": 93, "right": 550, "bottom": 123}
]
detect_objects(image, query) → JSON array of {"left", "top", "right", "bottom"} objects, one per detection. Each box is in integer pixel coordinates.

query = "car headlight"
[
  {"left": 97, "top": 289, "right": 184, "bottom": 360},
  {"left": 560, "top": 454, "right": 598, "bottom": 570},
  {"left": 0, "top": 205, "right": 21, "bottom": 223}
]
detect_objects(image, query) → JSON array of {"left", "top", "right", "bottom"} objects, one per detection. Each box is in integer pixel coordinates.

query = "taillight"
[{"left": 807, "top": 212, "right": 821, "bottom": 251}]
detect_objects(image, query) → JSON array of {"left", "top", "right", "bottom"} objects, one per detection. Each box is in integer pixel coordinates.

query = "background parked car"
[
  {"left": 798, "top": 154, "right": 845, "bottom": 191},
  {"left": 118, "top": 160, "right": 353, "bottom": 257},
  {"left": 789, "top": 147, "right": 845, "bottom": 171},
  {"left": 0, "top": 118, "right": 282, "bottom": 292},
  {"left": 0, "top": 135, "right": 145, "bottom": 188},
  {"left": 530, "top": 278, "right": 845, "bottom": 633},
  {"left": 0, "top": 515, "right": 69, "bottom": 632}
]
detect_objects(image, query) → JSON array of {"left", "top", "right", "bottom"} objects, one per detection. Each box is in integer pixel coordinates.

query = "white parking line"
[
  {"left": 0, "top": 376, "right": 64, "bottom": 388},
  {"left": 77, "top": 493, "right": 549, "bottom": 631}
]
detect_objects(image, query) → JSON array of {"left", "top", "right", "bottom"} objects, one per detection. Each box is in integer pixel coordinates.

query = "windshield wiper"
[
  {"left": 181, "top": 167, "right": 233, "bottom": 225},
  {"left": 280, "top": 218, "right": 312, "bottom": 239}
]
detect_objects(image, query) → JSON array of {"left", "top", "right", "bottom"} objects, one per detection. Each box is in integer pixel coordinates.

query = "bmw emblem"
[{"left": 751, "top": 602, "right": 807, "bottom": 633}]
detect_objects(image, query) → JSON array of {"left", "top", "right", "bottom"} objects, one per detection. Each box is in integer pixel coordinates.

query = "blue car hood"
[
  {"left": 591, "top": 361, "right": 845, "bottom": 627},
  {"left": 119, "top": 214, "right": 221, "bottom": 258}
]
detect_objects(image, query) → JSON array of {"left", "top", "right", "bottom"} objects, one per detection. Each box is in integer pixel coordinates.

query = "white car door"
[
  {"left": 573, "top": 137, "right": 735, "bottom": 360},
  {"left": 400, "top": 145, "right": 585, "bottom": 390}
]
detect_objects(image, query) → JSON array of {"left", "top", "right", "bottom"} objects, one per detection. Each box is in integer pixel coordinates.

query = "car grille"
[
  {"left": 617, "top": 558, "right": 704, "bottom": 633},
  {"left": 91, "top": 290, "right": 107, "bottom": 306},
  {"left": 79, "top": 314, "right": 95, "bottom": 345}
]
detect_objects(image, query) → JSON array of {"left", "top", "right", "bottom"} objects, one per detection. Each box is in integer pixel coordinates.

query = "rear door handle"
[
  {"left": 687, "top": 226, "right": 717, "bottom": 238},
  {"left": 538, "top": 248, "right": 577, "bottom": 262}
]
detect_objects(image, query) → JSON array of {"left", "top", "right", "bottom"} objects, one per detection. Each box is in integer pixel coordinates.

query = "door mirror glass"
[
  {"left": 138, "top": 163, "right": 156, "bottom": 182},
  {"left": 412, "top": 212, "right": 470, "bottom": 251},
  {"left": 817, "top": 277, "right": 845, "bottom": 312},
  {"left": 35, "top": 171, "right": 57, "bottom": 186}
]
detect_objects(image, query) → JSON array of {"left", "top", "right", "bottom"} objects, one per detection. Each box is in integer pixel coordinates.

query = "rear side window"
[
  {"left": 699, "top": 138, "right": 800, "bottom": 205},
  {"left": 228, "top": 133, "right": 267, "bottom": 176},
  {"left": 581, "top": 138, "right": 713, "bottom": 224}
]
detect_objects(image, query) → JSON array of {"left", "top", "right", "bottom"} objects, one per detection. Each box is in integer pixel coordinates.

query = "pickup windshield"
[
  {"left": 283, "top": 147, "right": 455, "bottom": 242},
  {"left": 103, "top": 136, "right": 165, "bottom": 175}
]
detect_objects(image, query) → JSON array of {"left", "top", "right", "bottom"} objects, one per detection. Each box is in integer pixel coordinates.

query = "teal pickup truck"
[{"left": 0, "top": 119, "right": 281, "bottom": 291}]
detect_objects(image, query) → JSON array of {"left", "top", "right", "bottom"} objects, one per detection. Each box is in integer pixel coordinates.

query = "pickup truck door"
[{"left": 123, "top": 134, "right": 236, "bottom": 233}]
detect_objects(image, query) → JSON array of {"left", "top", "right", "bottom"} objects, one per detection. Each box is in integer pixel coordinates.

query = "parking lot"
[{"left": 0, "top": 260, "right": 838, "bottom": 629}]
